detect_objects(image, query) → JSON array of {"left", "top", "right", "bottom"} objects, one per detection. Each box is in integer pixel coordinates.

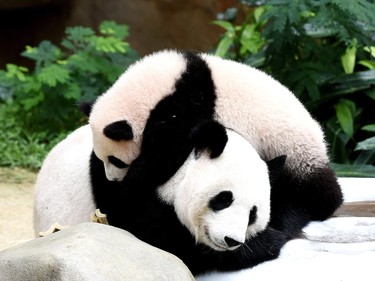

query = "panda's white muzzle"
[{"left": 104, "top": 162, "right": 127, "bottom": 181}]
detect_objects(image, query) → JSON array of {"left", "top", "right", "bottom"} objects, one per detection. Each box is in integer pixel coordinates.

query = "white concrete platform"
[{"left": 197, "top": 177, "right": 375, "bottom": 281}]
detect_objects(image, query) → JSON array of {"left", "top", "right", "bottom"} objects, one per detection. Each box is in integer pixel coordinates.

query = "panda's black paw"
[
  {"left": 208, "top": 227, "right": 290, "bottom": 273},
  {"left": 246, "top": 226, "right": 291, "bottom": 262}
]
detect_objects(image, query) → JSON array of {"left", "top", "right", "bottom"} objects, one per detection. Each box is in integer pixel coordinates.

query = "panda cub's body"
[{"left": 88, "top": 50, "right": 343, "bottom": 236}]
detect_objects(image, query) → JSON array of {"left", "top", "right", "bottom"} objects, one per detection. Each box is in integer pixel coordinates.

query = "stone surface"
[{"left": 0, "top": 222, "right": 195, "bottom": 281}]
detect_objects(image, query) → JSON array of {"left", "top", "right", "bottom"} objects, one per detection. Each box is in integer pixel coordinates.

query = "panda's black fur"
[
  {"left": 90, "top": 120, "right": 289, "bottom": 275},
  {"left": 89, "top": 52, "right": 343, "bottom": 274}
]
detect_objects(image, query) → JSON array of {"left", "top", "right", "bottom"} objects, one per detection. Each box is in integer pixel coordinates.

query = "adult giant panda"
[
  {"left": 87, "top": 50, "right": 343, "bottom": 236},
  {"left": 33, "top": 121, "right": 288, "bottom": 276},
  {"left": 90, "top": 119, "right": 289, "bottom": 275}
]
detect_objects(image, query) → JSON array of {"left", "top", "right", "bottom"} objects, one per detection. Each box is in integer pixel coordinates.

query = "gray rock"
[{"left": 0, "top": 222, "right": 195, "bottom": 281}]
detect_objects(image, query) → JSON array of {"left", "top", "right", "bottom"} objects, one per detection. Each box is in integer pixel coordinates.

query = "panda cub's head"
[
  {"left": 158, "top": 121, "right": 286, "bottom": 251},
  {"left": 84, "top": 50, "right": 187, "bottom": 182}
]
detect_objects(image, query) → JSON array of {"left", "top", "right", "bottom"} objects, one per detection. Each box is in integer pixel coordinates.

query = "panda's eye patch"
[
  {"left": 209, "top": 191, "right": 233, "bottom": 211},
  {"left": 108, "top": 156, "right": 128, "bottom": 169}
]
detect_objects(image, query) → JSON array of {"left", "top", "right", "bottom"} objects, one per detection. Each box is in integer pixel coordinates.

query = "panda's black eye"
[
  {"left": 108, "top": 156, "right": 128, "bottom": 169},
  {"left": 209, "top": 191, "right": 233, "bottom": 211}
]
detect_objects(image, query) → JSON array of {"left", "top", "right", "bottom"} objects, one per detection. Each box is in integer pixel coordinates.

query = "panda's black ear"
[
  {"left": 103, "top": 120, "right": 134, "bottom": 141},
  {"left": 79, "top": 101, "right": 94, "bottom": 117},
  {"left": 266, "top": 155, "right": 287, "bottom": 186},
  {"left": 190, "top": 120, "right": 228, "bottom": 159}
]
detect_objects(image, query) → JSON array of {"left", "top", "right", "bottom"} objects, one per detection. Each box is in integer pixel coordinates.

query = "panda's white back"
[
  {"left": 202, "top": 53, "right": 328, "bottom": 175},
  {"left": 33, "top": 125, "right": 96, "bottom": 236}
]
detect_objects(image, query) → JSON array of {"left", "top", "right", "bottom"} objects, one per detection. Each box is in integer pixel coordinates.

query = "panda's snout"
[{"left": 224, "top": 236, "right": 243, "bottom": 248}]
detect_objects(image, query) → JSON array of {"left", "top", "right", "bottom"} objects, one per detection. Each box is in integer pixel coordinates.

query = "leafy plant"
[
  {"left": 213, "top": 0, "right": 375, "bottom": 176},
  {"left": 0, "top": 21, "right": 139, "bottom": 170}
]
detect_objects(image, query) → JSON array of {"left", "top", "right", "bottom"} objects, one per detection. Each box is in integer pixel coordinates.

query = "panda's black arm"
[{"left": 191, "top": 227, "right": 290, "bottom": 274}]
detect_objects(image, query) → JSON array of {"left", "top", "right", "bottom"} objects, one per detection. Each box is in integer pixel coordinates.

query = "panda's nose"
[{"left": 224, "top": 236, "right": 242, "bottom": 248}]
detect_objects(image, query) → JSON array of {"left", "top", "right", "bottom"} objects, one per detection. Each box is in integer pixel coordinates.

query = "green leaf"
[
  {"left": 215, "top": 37, "right": 234, "bottom": 57},
  {"left": 341, "top": 44, "right": 357, "bottom": 74},
  {"left": 358, "top": 60, "right": 375, "bottom": 70},
  {"left": 63, "top": 83, "right": 81, "bottom": 100},
  {"left": 362, "top": 124, "right": 375, "bottom": 132},
  {"left": 254, "top": 6, "right": 266, "bottom": 24},
  {"left": 326, "top": 118, "right": 351, "bottom": 163},
  {"left": 336, "top": 99, "right": 354, "bottom": 137},
  {"left": 239, "top": 24, "right": 265, "bottom": 55},
  {"left": 68, "top": 54, "right": 99, "bottom": 73},
  {"left": 364, "top": 46, "right": 375, "bottom": 58},
  {"left": 37, "top": 65, "right": 69, "bottom": 87},
  {"left": 21, "top": 41, "right": 61, "bottom": 67},
  {"left": 331, "top": 163, "right": 375, "bottom": 178},
  {"left": 99, "top": 21, "right": 129, "bottom": 40},
  {"left": 212, "top": 20, "right": 235, "bottom": 33},
  {"left": 93, "top": 37, "right": 128, "bottom": 53},
  {"left": 20, "top": 92, "right": 44, "bottom": 110},
  {"left": 355, "top": 136, "right": 375, "bottom": 151},
  {"left": 65, "top": 26, "right": 95, "bottom": 41},
  {"left": 22, "top": 77, "right": 42, "bottom": 93},
  {"left": 354, "top": 150, "right": 375, "bottom": 165},
  {"left": 5, "top": 64, "right": 28, "bottom": 81}
]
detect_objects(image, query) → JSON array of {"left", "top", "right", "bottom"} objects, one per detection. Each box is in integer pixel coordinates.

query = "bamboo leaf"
[
  {"left": 214, "top": 37, "right": 234, "bottom": 57},
  {"left": 331, "top": 163, "right": 375, "bottom": 178},
  {"left": 341, "top": 44, "right": 357, "bottom": 74},
  {"left": 336, "top": 99, "right": 354, "bottom": 137},
  {"left": 358, "top": 60, "right": 375, "bottom": 70},
  {"left": 212, "top": 20, "right": 235, "bottom": 33},
  {"left": 355, "top": 136, "right": 375, "bottom": 151},
  {"left": 362, "top": 124, "right": 375, "bottom": 132},
  {"left": 364, "top": 46, "right": 375, "bottom": 58},
  {"left": 354, "top": 150, "right": 375, "bottom": 165}
]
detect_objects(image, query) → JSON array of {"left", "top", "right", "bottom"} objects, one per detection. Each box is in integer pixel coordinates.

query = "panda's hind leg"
[{"left": 270, "top": 164, "right": 343, "bottom": 237}]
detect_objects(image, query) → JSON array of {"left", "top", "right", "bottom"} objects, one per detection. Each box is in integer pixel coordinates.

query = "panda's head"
[
  {"left": 80, "top": 101, "right": 140, "bottom": 182},
  {"left": 82, "top": 50, "right": 187, "bottom": 182},
  {"left": 158, "top": 120, "right": 286, "bottom": 251}
]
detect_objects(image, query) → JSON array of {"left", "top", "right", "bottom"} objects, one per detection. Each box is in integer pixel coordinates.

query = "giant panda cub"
[
  {"left": 90, "top": 120, "right": 289, "bottom": 275},
  {"left": 86, "top": 50, "right": 343, "bottom": 236}
]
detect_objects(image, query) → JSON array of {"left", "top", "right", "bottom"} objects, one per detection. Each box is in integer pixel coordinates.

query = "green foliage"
[
  {"left": 214, "top": 0, "right": 375, "bottom": 176},
  {"left": 0, "top": 21, "right": 139, "bottom": 170}
]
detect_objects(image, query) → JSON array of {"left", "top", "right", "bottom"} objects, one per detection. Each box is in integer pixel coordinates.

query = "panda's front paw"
[{"left": 249, "top": 227, "right": 290, "bottom": 260}]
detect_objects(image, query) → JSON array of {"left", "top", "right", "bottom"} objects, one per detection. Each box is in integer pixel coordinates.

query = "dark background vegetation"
[{"left": 0, "top": 0, "right": 374, "bottom": 177}]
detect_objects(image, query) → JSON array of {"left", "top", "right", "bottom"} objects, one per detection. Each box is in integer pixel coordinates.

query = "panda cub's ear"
[
  {"left": 190, "top": 120, "right": 228, "bottom": 159},
  {"left": 78, "top": 101, "right": 95, "bottom": 117},
  {"left": 103, "top": 120, "right": 134, "bottom": 141}
]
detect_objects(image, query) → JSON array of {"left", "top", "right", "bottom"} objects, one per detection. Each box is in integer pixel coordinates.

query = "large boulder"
[{"left": 0, "top": 222, "right": 195, "bottom": 281}]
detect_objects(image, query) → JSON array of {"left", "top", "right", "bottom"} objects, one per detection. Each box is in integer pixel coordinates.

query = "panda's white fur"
[
  {"left": 89, "top": 50, "right": 327, "bottom": 182},
  {"left": 33, "top": 125, "right": 271, "bottom": 249},
  {"left": 33, "top": 125, "right": 96, "bottom": 236},
  {"left": 158, "top": 129, "right": 271, "bottom": 251},
  {"left": 89, "top": 51, "right": 187, "bottom": 181}
]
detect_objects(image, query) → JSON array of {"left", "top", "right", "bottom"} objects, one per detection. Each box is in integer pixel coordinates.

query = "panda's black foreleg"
[
  {"left": 192, "top": 226, "right": 290, "bottom": 275},
  {"left": 270, "top": 164, "right": 343, "bottom": 237}
]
